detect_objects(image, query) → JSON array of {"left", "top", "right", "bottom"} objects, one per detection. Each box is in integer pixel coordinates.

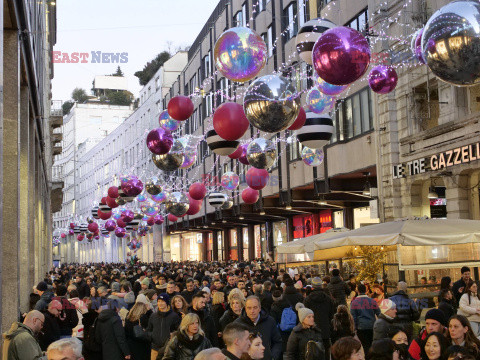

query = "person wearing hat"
[
  {"left": 373, "top": 299, "right": 397, "bottom": 341},
  {"left": 147, "top": 292, "right": 181, "bottom": 360},
  {"left": 125, "top": 294, "right": 153, "bottom": 360},
  {"left": 389, "top": 281, "right": 420, "bottom": 338},
  {"left": 284, "top": 303, "right": 324, "bottom": 360},
  {"left": 408, "top": 309, "right": 447, "bottom": 360},
  {"left": 304, "top": 277, "right": 336, "bottom": 359},
  {"left": 34, "top": 281, "right": 54, "bottom": 311}
]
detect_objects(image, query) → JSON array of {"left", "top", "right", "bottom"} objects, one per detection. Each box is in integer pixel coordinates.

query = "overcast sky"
[{"left": 52, "top": 0, "right": 220, "bottom": 102}]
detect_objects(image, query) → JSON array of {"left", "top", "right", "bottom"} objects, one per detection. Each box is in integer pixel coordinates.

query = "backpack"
[
  {"left": 305, "top": 340, "right": 325, "bottom": 360},
  {"left": 83, "top": 318, "right": 102, "bottom": 353},
  {"left": 279, "top": 306, "right": 297, "bottom": 332}
]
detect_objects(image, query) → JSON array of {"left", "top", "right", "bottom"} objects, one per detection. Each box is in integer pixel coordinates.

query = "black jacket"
[
  {"left": 95, "top": 309, "right": 130, "bottom": 359},
  {"left": 38, "top": 311, "right": 61, "bottom": 351},
  {"left": 262, "top": 291, "right": 274, "bottom": 314},
  {"left": 389, "top": 290, "right": 420, "bottom": 325},
  {"left": 211, "top": 303, "right": 225, "bottom": 333},
  {"left": 452, "top": 278, "right": 467, "bottom": 303},
  {"left": 270, "top": 298, "right": 291, "bottom": 326},
  {"left": 304, "top": 289, "right": 335, "bottom": 340},
  {"left": 76, "top": 280, "right": 90, "bottom": 299},
  {"left": 125, "top": 309, "right": 153, "bottom": 360},
  {"left": 189, "top": 307, "right": 218, "bottom": 346},
  {"left": 219, "top": 309, "right": 240, "bottom": 331},
  {"left": 147, "top": 309, "right": 181, "bottom": 351},
  {"left": 438, "top": 299, "right": 456, "bottom": 322},
  {"left": 180, "top": 289, "right": 198, "bottom": 305},
  {"left": 56, "top": 297, "right": 79, "bottom": 336},
  {"left": 234, "top": 310, "right": 282, "bottom": 360},
  {"left": 283, "top": 286, "right": 304, "bottom": 308},
  {"left": 161, "top": 330, "right": 212, "bottom": 360},
  {"left": 284, "top": 324, "right": 324, "bottom": 360},
  {"left": 327, "top": 276, "right": 350, "bottom": 306}
]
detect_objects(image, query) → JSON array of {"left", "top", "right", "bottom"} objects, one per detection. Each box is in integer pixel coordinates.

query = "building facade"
[{"left": 0, "top": 0, "right": 57, "bottom": 333}]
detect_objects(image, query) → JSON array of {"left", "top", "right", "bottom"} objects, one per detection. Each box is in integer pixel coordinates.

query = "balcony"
[
  {"left": 51, "top": 132, "right": 63, "bottom": 144},
  {"left": 50, "top": 101, "right": 63, "bottom": 128},
  {"left": 53, "top": 145, "right": 62, "bottom": 156}
]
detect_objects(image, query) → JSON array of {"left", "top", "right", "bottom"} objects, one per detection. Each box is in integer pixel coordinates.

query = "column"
[
  {"left": 202, "top": 233, "right": 209, "bottom": 261},
  {"left": 248, "top": 224, "right": 255, "bottom": 260},
  {"left": 446, "top": 174, "right": 470, "bottom": 219},
  {"left": 212, "top": 230, "right": 218, "bottom": 261},
  {"left": 265, "top": 221, "right": 274, "bottom": 260},
  {"left": 286, "top": 217, "right": 293, "bottom": 243},
  {"left": 223, "top": 229, "right": 231, "bottom": 261},
  {"left": 344, "top": 207, "right": 354, "bottom": 229},
  {"left": 237, "top": 227, "right": 244, "bottom": 261},
  {"left": 1, "top": 30, "right": 20, "bottom": 332}
]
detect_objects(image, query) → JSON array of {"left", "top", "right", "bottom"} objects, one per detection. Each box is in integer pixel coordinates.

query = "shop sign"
[{"left": 393, "top": 142, "right": 480, "bottom": 179}]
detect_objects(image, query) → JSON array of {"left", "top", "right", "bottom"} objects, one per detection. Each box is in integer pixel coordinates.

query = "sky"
[{"left": 52, "top": 0, "right": 221, "bottom": 102}]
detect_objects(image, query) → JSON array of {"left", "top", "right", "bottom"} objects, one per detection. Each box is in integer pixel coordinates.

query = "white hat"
[
  {"left": 379, "top": 299, "right": 396, "bottom": 314},
  {"left": 296, "top": 303, "right": 314, "bottom": 323},
  {"left": 135, "top": 294, "right": 149, "bottom": 305},
  {"left": 202, "top": 287, "right": 211, "bottom": 294}
]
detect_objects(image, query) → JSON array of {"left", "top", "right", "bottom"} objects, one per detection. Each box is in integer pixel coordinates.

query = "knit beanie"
[
  {"left": 141, "top": 278, "right": 150, "bottom": 286},
  {"left": 36, "top": 281, "right": 48, "bottom": 292},
  {"left": 272, "top": 290, "right": 283, "bottom": 301},
  {"left": 379, "top": 299, "right": 396, "bottom": 315},
  {"left": 425, "top": 308, "right": 447, "bottom": 326},
  {"left": 158, "top": 293, "right": 170, "bottom": 305},
  {"left": 311, "top": 277, "right": 322, "bottom": 288},
  {"left": 296, "top": 303, "right": 313, "bottom": 323}
]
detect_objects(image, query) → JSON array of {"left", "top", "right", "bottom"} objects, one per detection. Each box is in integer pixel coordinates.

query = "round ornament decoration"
[
  {"left": 189, "top": 182, "right": 207, "bottom": 200},
  {"left": 154, "top": 214, "right": 165, "bottom": 225},
  {"left": 159, "top": 110, "right": 180, "bottom": 132},
  {"left": 97, "top": 209, "right": 112, "bottom": 220},
  {"left": 214, "top": 27, "right": 267, "bottom": 82},
  {"left": 421, "top": 0, "right": 480, "bottom": 86},
  {"left": 112, "top": 209, "right": 122, "bottom": 220},
  {"left": 121, "top": 210, "right": 135, "bottom": 223},
  {"left": 105, "top": 220, "right": 117, "bottom": 232},
  {"left": 121, "top": 178, "right": 143, "bottom": 197},
  {"left": 87, "top": 222, "right": 99, "bottom": 233},
  {"left": 306, "top": 87, "right": 335, "bottom": 114},
  {"left": 246, "top": 138, "right": 277, "bottom": 169},
  {"left": 296, "top": 112, "right": 334, "bottom": 149},
  {"left": 244, "top": 75, "right": 301, "bottom": 132},
  {"left": 146, "top": 217, "right": 155, "bottom": 226},
  {"left": 242, "top": 187, "right": 259, "bottom": 204},
  {"left": 115, "top": 227, "right": 126, "bottom": 238},
  {"left": 312, "top": 26, "right": 371, "bottom": 86},
  {"left": 117, "top": 218, "right": 127, "bottom": 228},
  {"left": 106, "top": 196, "right": 119, "bottom": 209},
  {"left": 151, "top": 191, "right": 168, "bottom": 203},
  {"left": 115, "top": 197, "right": 126, "bottom": 206},
  {"left": 221, "top": 172, "right": 240, "bottom": 190},
  {"left": 315, "top": 74, "right": 349, "bottom": 96},
  {"left": 168, "top": 96, "right": 194, "bottom": 121},
  {"left": 301, "top": 147, "right": 325, "bottom": 166},
  {"left": 165, "top": 192, "right": 190, "bottom": 217},
  {"left": 145, "top": 178, "right": 162, "bottom": 195},
  {"left": 73, "top": 226, "right": 81, "bottom": 234},
  {"left": 221, "top": 199, "right": 234, "bottom": 210},
  {"left": 152, "top": 140, "right": 185, "bottom": 172},
  {"left": 239, "top": 144, "right": 250, "bottom": 165},
  {"left": 246, "top": 167, "right": 269, "bottom": 190},
  {"left": 140, "top": 200, "right": 161, "bottom": 216},
  {"left": 288, "top": 107, "right": 307, "bottom": 131},
  {"left": 167, "top": 214, "right": 178, "bottom": 222},
  {"left": 206, "top": 130, "right": 240, "bottom": 156},
  {"left": 186, "top": 194, "right": 202, "bottom": 216},
  {"left": 77, "top": 234, "right": 84, "bottom": 242},
  {"left": 91, "top": 206, "right": 99, "bottom": 219},
  {"left": 60, "top": 233, "right": 66, "bottom": 239},
  {"left": 178, "top": 137, "right": 197, "bottom": 169},
  {"left": 228, "top": 145, "right": 243, "bottom": 159},
  {"left": 146, "top": 128, "right": 173, "bottom": 155},
  {"left": 368, "top": 66, "right": 398, "bottom": 94},
  {"left": 295, "top": 18, "right": 337, "bottom": 65},
  {"left": 99, "top": 202, "right": 112, "bottom": 213},
  {"left": 411, "top": 28, "right": 426, "bottom": 64},
  {"left": 208, "top": 192, "right": 228, "bottom": 208},
  {"left": 136, "top": 193, "right": 148, "bottom": 203},
  {"left": 79, "top": 223, "right": 88, "bottom": 233},
  {"left": 68, "top": 229, "right": 74, "bottom": 235},
  {"left": 213, "top": 102, "right": 250, "bottom": 141}
]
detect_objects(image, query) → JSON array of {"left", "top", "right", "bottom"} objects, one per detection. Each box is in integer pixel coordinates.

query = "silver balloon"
[
  {"left": 145, "top": 178, "right": 162, "bottom": 195},
  {"left": 165, "top": 192, "right": 190, "bottom": 217},
  {"left": 152, "top": 140, "right": 185, "bottom": 172},
  {"left": 243, "top": 75, "right": 301, "bottom": 132},
  {"left": 221, "top": 199, "right": 234, "bottom": 210},
  {"left": 422, "top": 0, "right": 480, "bottom": 86},
  {"left": 247, "top": 138, "right": 277, "bottom": 169}
]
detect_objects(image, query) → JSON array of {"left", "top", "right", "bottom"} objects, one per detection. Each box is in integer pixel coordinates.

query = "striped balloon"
[
  {"left": 73, "top": 226, "right": 81, "bottom": 234},
  {"left": 296, "top": 112, "right": 334, "bottom": 149},
  {"left": 91, "top": 206, "right": 99, "bottom": 219},
  {"left": 206, "top": 130, "right": 240, "bottom": 156},
  {"left": 99, "top": 203, "right": 112, "bottom": 213},
  {"left": 79, "top": 223, "right": 88, "bottom": 233},
  {"left": 208, "top": 192, "right": 228, "bottom": 208},
  {"left": 296, "top": 18, "right": 337, "bottom": 65}
]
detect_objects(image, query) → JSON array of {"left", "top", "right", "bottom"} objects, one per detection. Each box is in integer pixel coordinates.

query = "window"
[
  {"left": 155, "top": 77, "right": 160, "bottom": 90},
  {"left": 267, "top": 26, "right": 273, "bottom": 58},
  {"left": 258, "top": 0, "right": 266, "bottom": 13},
  {"left": 283, "top": 2, "right": 298, "bottom": 41},
  {"left": 288, "top": 133, "right": 303, "bottom": 161},
  {"left": 203, "top": 52, "right": 211, "bottom": 79},
  {"left": 346, "top": 8, "right": 368, "bottom": 33},
  {"left": 242, "top": 2, "right": 248, "bottom": 27},
  {"left": 234, "top": 11, "right": 243, "bottom": 27},
  {"left": 298, "top": 0, "right": 307, "bottom": 27},
  {"left": 334, "top": 87, "right": 373, "bottom": 142}
]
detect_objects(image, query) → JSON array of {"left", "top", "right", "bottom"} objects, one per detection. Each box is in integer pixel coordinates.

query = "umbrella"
[{"left": 276, "top": 227, "right": 349, "bottom": 254}]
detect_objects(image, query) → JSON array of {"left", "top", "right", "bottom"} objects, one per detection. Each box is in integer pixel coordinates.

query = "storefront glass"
[
  {"left": 243, "top": 227, "right": 249, "bottom": 260},
  {"left": 230, "top": 229, "right": 238, "bottom": 260},
  {"left": 217, "top": 232, "right": 223, "bottom": 261},
  {"left": 254, "top": 225, "right": 262, "bottom": 259}
]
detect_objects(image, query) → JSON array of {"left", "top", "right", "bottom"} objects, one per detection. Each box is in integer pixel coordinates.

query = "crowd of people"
[{"left": 2, "top": 261, "right": 480, "bottom": 360}]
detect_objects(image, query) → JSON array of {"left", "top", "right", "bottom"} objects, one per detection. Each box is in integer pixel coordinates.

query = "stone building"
[{"left": 0, "top": 0, "right": 58, "bottom": 332}]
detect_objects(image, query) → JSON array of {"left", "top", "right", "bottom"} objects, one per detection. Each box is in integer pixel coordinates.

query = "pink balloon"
[
  {"left": 115, "top": 227, "right": 126, "bottom": 238},
  {"left": 368, "top": 66, "right": 398, "bottom": 94},
  {"left": 154, "top": 214, "right": 164, "bottom": 225},
  {"left": 121, "top": 210, "right": 134, "bottom": 223},
  {"left": 108, "top": 186, "right": 119, "bottom": 198},
  {"left": 239, "top": 144, "right": 250, "bottom": 165},
  {"left": 68, "top": 229, "right": 74, "bottom": 235},
  {"left": 246, "top": 168, "right": 269, "bottom": 190},
  {"left": 60, "top": 233, "right": 66, "bottom": 238},
  {"left": 77, "top": 234, "right": 84, "bottom": 241},
  {"left": 105, "top": 220, "right": 116, "bottom": 231},
  {"left": 87, "top": 222, "right": 99, "bottom": 233},
  {"left": 97, "top": 209, "right": 112, "bottom": 220},
  {"left": 147, "top": 217, "right": 155, "bottom": 226},
  {"left": 186, "top": 194, "right": 202, "bottom": 216},
  {"left": 189, "top": 182, "right": 207, "bottom": 200},
  {"left": 146, "top": 128, "right": 173, "bottom": 155},
  {"left": 168, "top": 214, "right": 178, "bottom": 222},
  {"left": 288, "top": 107, "right": 306, "bottom": 130},
  {"left": 213, "top": 102, "right": 249, "bottom": 141},
  {"left": 121, "top": 178, "right": 143, "bottom": 197},
  {"left": 242, "top": 187, "right": 259, "bottom": 204},
  {"left": 228, "top": 145, "right": 243, "bottom": 160},
  {"left": 117, "top": 219, "right": 127, "bottom": 228}
]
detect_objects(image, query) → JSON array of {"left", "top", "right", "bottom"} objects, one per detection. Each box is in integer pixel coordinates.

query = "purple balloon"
[
  {"left": 368, "top": 66, "right": 398, "bottom": 94},
  {"left": 121, "top": 178, "right": 143, "bottom": 197},
  {"left": 146, "top": 128, "right": 173, "bottom": 155},
  {"left": 105, "top": 220, "right": 116, "bottom": 231},
  {"left": 411, "top": 28, "right": 426, "bottom": 64},
  {"left": 239, "top": 144, "right": 250, "bottom": 165},
  {"left": 68, "top": 229, "right": 74, "bottom": 235},
  {"left": 115, "top": 227, "right": 126, "bottom": 238},
  {"left": 154, "top": 214, "right": 164, "bottom": 225},
  {"left": 312, "top": 26, "right": 371, "bottom": 86},
  {"left": 121, "top": 209, "right": 135, "bottom": 223}
]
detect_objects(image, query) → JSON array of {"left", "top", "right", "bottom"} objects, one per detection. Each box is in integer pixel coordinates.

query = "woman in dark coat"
[
  {"left": 219, "top": 296, "right": 244, "bottom": 331},
  {"left": 95, "top": 305, "right": 130, "bottom": 360},
  {"left": 284, "top": 303, "right": 324, "bottom": 360},
  {"left": 161, "top": 313, "right": 212, "bottom": 360},
  {"left": 211, "top": 291, "right": 225, "bottom": 333},
  {"left": 124, "top": 294, "right": 153, "bottom": 360}
]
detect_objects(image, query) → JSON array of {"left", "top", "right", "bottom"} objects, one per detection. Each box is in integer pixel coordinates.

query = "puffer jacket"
[
  {"left": 161, "top": 330, "right": 212, "bottom": 360},
  {"left": 2, "top": 322, "right": 43, "bottom": 360},
  {"left": 327, "top": 276, "right": 350, "bottom": 306},
  {"left": 458, "top": 293, "right": 480, "bottom": 323},
  {"left": 95, "top": 309, "right": 130, "bottom": 360},
  {"left": 34, "top": 291, "right": 54, "bottom": 311},
  {"left": 304, "top": 289, "right": 335, "bottom": 340},
  {"left": 373, "top": 314, "right": 395, "bottom": 341},
  {"left": 147, "top": 309, "right": 181, "bottom": 351},
  {"left": 284, "top": 324, "right": 324, "bottom": 360},
  {"left": 219, "top": 308, "right": 240, "bottom": 331},
  {"left": 389, "top": 290, "right": 420, "bottom": 324}
]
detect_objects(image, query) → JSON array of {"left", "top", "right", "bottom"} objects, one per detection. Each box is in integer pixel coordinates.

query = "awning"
[{"left": 276, "top": 228, "right": 349, "bottom": 254}]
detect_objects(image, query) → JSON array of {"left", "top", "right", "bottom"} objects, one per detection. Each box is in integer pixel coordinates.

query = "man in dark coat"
[
  {"left": 350, "top": 283, "right": 380, "bottom": 353},
  {"left": 181, "top": 278, "right": 198, "bottom": 305},
  {"left": 389, "top": 281, "right": 420, "bottom": 338},
  {"left": 39, "top": 300, "right": 62, "bottom": 351},
  {"left": 74, "top": 275, "right": 90, "bottom": 299},
  {"left": 452, "top": 266, "right": 471, "bottom": 303},
  {"left": 189, "top": 292, "right": 218, "bottom": 346},
  {"left": 95, "top": 301, "right": 130, "bottom": 360},
  {"left": 34, "top": 281, "right": 54, "bottom": 311},
  {"left": 304, "top": 277, "right": 335, "bottom": 360},
  {"left": 54, "top": 284, "right": 79, "bottom": 337},
  {"left": 327, "top": 269, "right": 350, "bottom": 306},
  {"left": 234, "top": 296, "right": 282, "bottom": 360}
]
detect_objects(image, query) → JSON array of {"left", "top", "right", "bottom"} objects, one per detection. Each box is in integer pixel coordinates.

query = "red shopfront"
[{"left": 293, "top": 210, "right": 333, "bottom": 239}]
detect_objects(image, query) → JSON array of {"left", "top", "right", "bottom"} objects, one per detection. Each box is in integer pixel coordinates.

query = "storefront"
[{"left": 169, "top": 232, "right": 202, "bottom": 261}]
